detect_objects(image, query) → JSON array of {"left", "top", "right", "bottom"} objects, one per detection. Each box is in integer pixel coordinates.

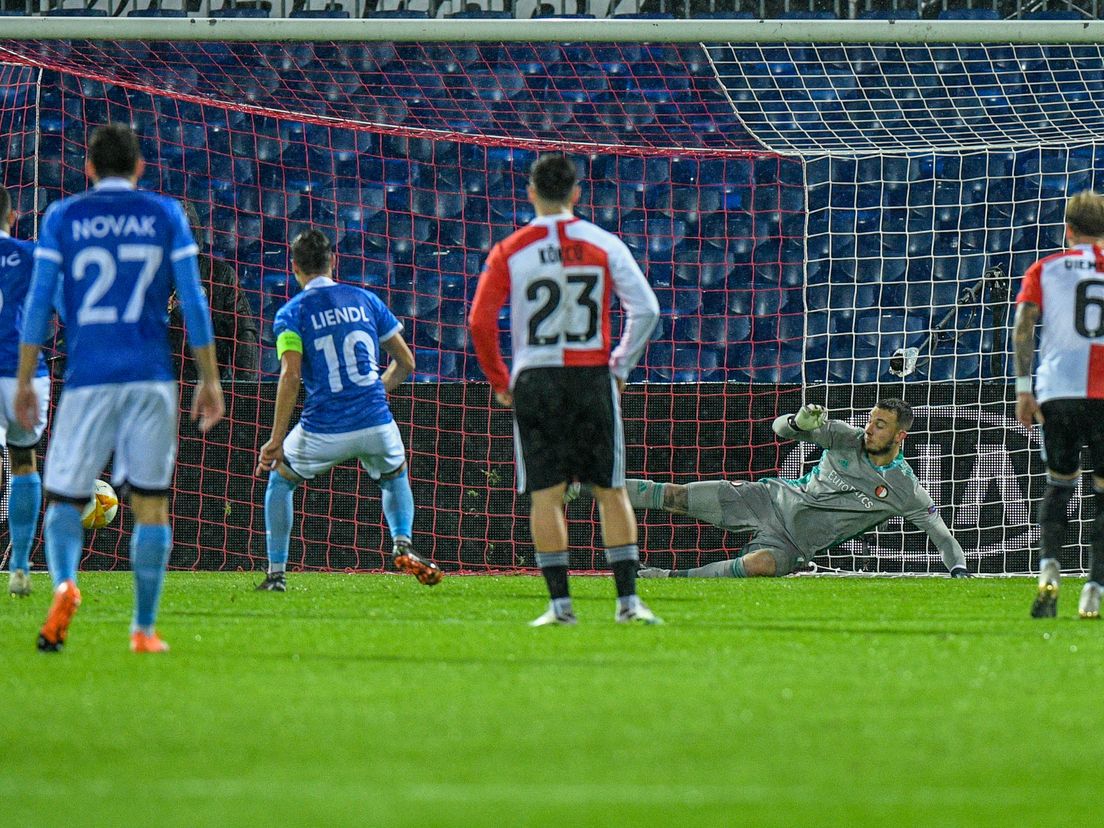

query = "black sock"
[
  {"left": 540, "top": 566, "right": 570, "bottom": 600},
  {"left": 611, "top": 559, "right": 638, "bottom": 598},
  {"left": 1039, "top": 481, "right": 1076, "bottom": 564},
  {"left": 535, "top": 551, "right": 570, "bottom": 600},
  {"left": 671, "top": 569, "right": 689, "bottom": 578}
]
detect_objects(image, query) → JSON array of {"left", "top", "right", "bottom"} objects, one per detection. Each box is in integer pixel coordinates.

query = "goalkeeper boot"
[
  {"left": 9, "top": 568, "right": 31, "bottom": 597},
  {"left": 637, "top": 567, "right": 671, "bottom": 579},
  {"left": 1030, "top": 560, "right": 1060, "bottom": 619},
  {"left": 130, "top": 630, "right": 170, "bottom": 653},
  {"left": 393, "top": 540, "right": 443, "bottom": 586},
  {"left": 1079, "top": 582, "right": 1103, "bottom": 620},
  {"left": 255, "top": 572, "right": 287, "bottom": 592},
  {"left": 36, "top": 579, "right": 81, "bottom": 652},
  {"left": 615, "top": 598, "right": 663, "bottom": 625},
  {"left": 529, "top": 602, "right": 578, "bottom": 627}
]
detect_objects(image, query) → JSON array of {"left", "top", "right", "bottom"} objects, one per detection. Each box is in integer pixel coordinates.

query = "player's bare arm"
[
  {"left": 1013, "top": 301, "right": 1041, "bottom": 428},
  {"left": 14, "top": 343, "right": 44, "bottom": 430},
  {"left": 257, "top": 349, "right": 302, "bottom": 476},
  {"left": 379, "top": 332, "right": 415, "bottom": 393},
  {"left": 190, "top": 342, "right": 225, "bottom": 434}
]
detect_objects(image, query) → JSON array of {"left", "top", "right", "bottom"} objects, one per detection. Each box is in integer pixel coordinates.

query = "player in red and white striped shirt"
[
  {"left": 1014, "top": 190, "right": 1104, "bottom": 619},
  {"left": 469, "top": 154, "right": 661, "bottom": 626}
]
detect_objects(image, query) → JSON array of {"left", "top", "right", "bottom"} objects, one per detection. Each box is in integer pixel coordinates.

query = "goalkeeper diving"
[{"left": 584, "top": 399, "right": 969, "bottom": 579}]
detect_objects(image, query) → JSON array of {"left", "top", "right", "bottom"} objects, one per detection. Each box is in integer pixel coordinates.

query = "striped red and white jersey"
[
  {"left": 468, "top": 211, "right": 659, "bottom": 392},
  {"left": 1016, "top": 243, "right": 1104, "bottom": 403}
]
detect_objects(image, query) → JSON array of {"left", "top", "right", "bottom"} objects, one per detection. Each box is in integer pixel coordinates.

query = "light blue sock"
[
  {"left": 378, "top": 470, "right": 415, "bottom": 544},
  {"left": 8, "top": 472, "right": 41, "bottom": 573},
  {"left": 131, "top": 524, "right": 172, "bottom": 633},
  {"left": 43, "top": 502, "right": 83, "bottom": 587},
  {"left": 265, "top": 472, "right": 297, "bottom": 571}
]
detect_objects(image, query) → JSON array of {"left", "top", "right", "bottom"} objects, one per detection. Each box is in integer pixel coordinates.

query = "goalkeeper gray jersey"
[{"left": 768, "top": 419, "right": 943, "bottom": 556}]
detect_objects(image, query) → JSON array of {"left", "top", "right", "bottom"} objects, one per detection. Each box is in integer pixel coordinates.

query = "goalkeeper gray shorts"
[{"left": 715, "top": 480, "right": 806, "bottom": 576}]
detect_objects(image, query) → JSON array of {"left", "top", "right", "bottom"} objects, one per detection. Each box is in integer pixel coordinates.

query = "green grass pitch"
[{"left": 2, "top": 572, "right": 1102, "bottom": 826}]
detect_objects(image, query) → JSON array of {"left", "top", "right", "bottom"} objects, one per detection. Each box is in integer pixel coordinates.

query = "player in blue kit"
[
  {"left": 254, "top": 229, "right": 440, "bottom": 590},
  {"left": 0, "top": 186, "right": 49, "bottom": 597},
  {"left": 15, "top": 124, "right": 225, "bottom": 653}
]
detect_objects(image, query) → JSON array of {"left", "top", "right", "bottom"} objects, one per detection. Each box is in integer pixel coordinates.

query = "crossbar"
[{"left": 1, "top": 17, "right": 1103, "bottom": 43}]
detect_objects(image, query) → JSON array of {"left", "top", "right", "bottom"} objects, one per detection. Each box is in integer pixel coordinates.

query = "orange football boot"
[
  {"left": 393, "top": 540, "right": 443, "bottom": 586},
  {"left": 36, "top": 579, "right": 81, "bottom": 652},
  {"left": 129, "top": 630, "right": 170, "bottom": 653}
]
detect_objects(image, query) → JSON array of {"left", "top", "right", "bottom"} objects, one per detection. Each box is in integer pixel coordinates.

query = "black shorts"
[
  {"left": 511, "top": 366, "right": 623, "bottom": 493},
  {"left": 1039, "top": 398, "right": 1104, "bottom": 477}
]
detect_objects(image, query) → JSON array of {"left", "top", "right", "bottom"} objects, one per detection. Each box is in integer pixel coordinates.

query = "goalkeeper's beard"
[{"left": 864, "top": 433, "right": 896, "bottom": 458}]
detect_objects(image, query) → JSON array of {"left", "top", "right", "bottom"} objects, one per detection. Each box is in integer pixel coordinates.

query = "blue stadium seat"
[
  {"left": 778, "top": 309, "right": 812, "bottom": 341},
  {"left": 697, "top": 288, "right": 727, "bottom": 316},
  {"left": 413, "top": 347, "right": 460, "bottom": 382},
  {"left": 671, "top": 315, "right": 716, "bottom": 347},
  {"left": 367, "top": 9, "right": 429, "bottom": 16},
  {"left": 644, "top": 342, "right": 673, "bottom": 382},
  {"left": 644, "top": 216, "right": 686, "bottom": 259},
  {"left": 670, "top": 314, "right": 702, "bottom": 344},
  {"left": 62, "top": 163, "right": 87, "bottom": 193},
  {"left": 745, "top": 342, "right": 782, "bottom": 384},
  {"left": 858, "top": 8, "right": 918, "bottom": 18},
  {"left": 435, "top": 299, "right": 469, "bottom": 331},
  {"left": 46, "top": 7, "right": 108, "bottom": 15},
  {"left": 1024, "top": 9, "right": 1083, "bottom": 19},
  {"left": 750, "top": 312, "right": 778, "bottom": 343},
  {"left": 654, "top": 285, "right": 701, "bottom": 316},
  {"left": 126, "top": 5, "right": 186, "bottom": 14},
  {"left": 211, "top": 6, "right": 270, "bottom": 17},
  {"left": 291, "top": 8, "right": 350, "bottom": 17},
  {"left": 677, "top": 246, "right": 729, "bottom": 290},
  {"left": 663, "top": 346, "right": 721, "bottom": 383},
  {"left": 599, "top": 155, "right": 670, "bottom": 190},
  {"left": 37, "top": 157, "right": 62, "bottom": 190},
  {"left": 719, "top": 342, "right": 751, "bottom": 381},
  {"left": 937, "top": 8, "right": 1000, "bottom": 19},
  {"left": 775, "top": 10, "right": 836, "bottom": 21}
]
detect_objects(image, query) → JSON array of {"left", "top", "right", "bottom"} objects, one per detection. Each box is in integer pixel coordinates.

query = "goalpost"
[{"left": 1, "top": 17, "right": 1100, "bottom": 575}]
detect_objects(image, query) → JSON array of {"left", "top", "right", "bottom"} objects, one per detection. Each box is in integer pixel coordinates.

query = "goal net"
[{"left": 0, "top": 19, "right": 1100, "bottom": 575}]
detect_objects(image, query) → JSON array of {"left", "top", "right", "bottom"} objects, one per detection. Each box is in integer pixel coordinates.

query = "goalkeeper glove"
[
  {"left": 791, "top": 404, "right": 828, "bottom": 432},
  {"left": 950, "top": 567, "right": 971, "bottom": 579},
  {"left": 563, "top": 482, "right": 584, "bottom": 504}
]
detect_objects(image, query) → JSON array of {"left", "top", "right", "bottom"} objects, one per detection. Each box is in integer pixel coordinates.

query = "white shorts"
[
  {"left": 44, "top": 381, "right": 178, "bottom": 499},
  {"left": 0, "top": 376, "right": 50, "bottom": 448},
  {"left": 282, "top": 420, "right": 406, "bottom": 480}
]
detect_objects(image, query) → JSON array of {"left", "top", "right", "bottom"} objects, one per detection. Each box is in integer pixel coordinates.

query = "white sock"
[
  {"left": 617, "top": 594, "right": 642, "bottom": 611},
  {"left": 1038, "top": 558, "right": 1060, "bottom": 586}
]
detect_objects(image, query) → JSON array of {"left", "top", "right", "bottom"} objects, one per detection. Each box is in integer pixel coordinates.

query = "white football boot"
[{"left": 1078, "top": 581, "right": 1102, "bottom": 620}]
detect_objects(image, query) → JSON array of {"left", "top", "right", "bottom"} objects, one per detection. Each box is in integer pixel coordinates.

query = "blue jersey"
[
  {"left": 274, "top": 277, "right": 402, "bottom": 434},
  {"left": 0, "top": 233, "right": 46, "bottom": 378},
  {"left": 22, "top": 179, "right": 213, "bottom": 388}
]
